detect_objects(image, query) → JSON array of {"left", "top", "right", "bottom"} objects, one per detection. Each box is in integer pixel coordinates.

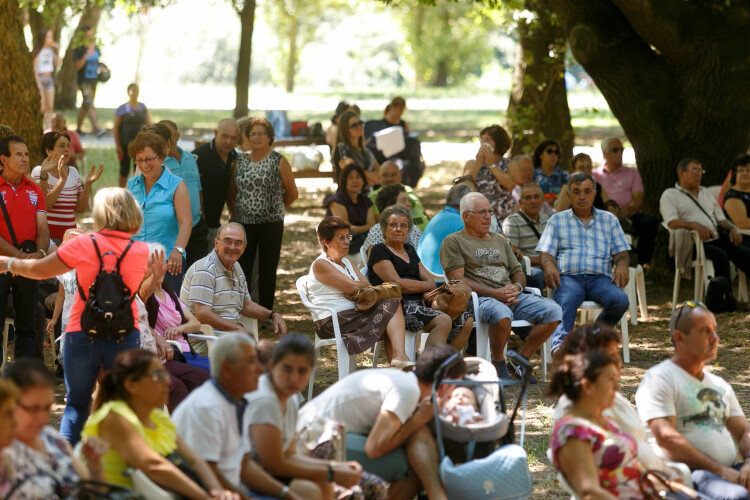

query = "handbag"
[
  {"left": 353, "top": 282, "right": 401, "bottom": 312},
  {"left": 97, "top": 62, "right": 111, "bottom": 83},
  {"left": 424, "top": 279, "right": 472, "bottom": 320},
  {"left": 639, "top": 469, "right": 708, "bottom": 500}
]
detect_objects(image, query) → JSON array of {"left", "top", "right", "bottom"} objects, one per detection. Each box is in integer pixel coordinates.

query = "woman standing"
[
  {"left": 127, "top": 131, "right": 192, "bottom": 292},
  {"left": 326, "top": 164, "right": 377, "bottom": 264},
  {"left": 532, "top": 139, "right": 567, "bottom": 209},
  {"left": 31, "top": 29, "right": 60, "bottom": 130},
  {"left": 228, "top": 118, "right": 298, "bottom": 311},
  {"left": 332, "top": 110, "right": 379, "bottom": 186},
  {"left": 367, "top": 206, "right": 473, "bottom": 351},
  {"left": 463, "top": 125, "right": 515, "bottom": 223},
  {"left": 114, "top": 83, "right": 152, "bottom": 187},
  {"left": 0, "top": 188, "right": 150, "bottom": 445},
  {"left": 31, "top": 131, "right": 102, "bottom": 245},
  {"left": 247, "top": 334, "right": 363, "bottom": 500}
]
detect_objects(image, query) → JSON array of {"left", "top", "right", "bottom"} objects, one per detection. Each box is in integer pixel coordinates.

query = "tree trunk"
[
  {"left": 284, "top": 16, "right": 298, "bottom": 93},
  {"left": 548, "top": 0, "right": 750, "bottom": 216},
  {"left": 507, "top": 0, "right": 574, "bottom": 167},
  {"left": 432, "top": 59, "right": 449, "bottom": 87},
  {"left": 0, "top": 0, "right": 43, "bottom": 164},
  {"left": 234, "top": 0, "right": 257, "bottom": 118},
  {"left": 56, "top": 1, "right": 102, "bottom": 110},
  {"left": 28, "top": 0, "right": 66, "bottom": 49}
]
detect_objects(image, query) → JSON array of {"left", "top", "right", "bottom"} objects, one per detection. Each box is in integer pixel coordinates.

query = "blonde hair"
[
  {"left": 0, "top": 379, "right": 19, "bottom": 408},
  {"left": 92, "top": 188, "right": 143, "bottom": 233}
]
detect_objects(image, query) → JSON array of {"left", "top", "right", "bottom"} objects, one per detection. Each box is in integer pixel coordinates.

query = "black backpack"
[
  {"left": 705, "top": 275, "right": 737, "bottom": 313},
  {"left": 78, "top": 235, "right": 136, "bottom": 339}
]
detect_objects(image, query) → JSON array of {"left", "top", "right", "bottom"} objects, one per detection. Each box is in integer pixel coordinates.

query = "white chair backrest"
[{"left": 707, "top": 185, "right": 722, "bottom": 203}]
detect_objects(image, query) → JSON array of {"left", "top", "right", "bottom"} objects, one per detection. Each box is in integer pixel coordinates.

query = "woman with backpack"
[{"left": 0, "top": 187, "right": 150, "bottom": 445}]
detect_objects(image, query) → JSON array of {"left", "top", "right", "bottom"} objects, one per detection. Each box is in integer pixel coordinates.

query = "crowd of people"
[{"left": 1, "top": 84, "right": 750, "bottom": 498}]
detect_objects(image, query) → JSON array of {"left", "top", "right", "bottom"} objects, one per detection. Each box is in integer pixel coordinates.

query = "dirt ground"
[{"left": 41, "top": 160, "right": 750, "bottom": 498}]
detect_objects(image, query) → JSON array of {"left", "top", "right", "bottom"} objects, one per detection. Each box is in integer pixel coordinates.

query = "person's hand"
[
  {"left": 719, "top": 465, "right": 741, "bottom": 485},
  {"left": 512, "top": 247, "right": 523, "bottom": 261},
  {"left": 116, "top": 145, "right": 124, "bottom": 161},
  {"left": 57, "top": 155, "right": 69, "bottom": 182},
  {"left": 85, "top": 164, "right": 103, "bottom": 185},
  {"left": 496, "top": 284, "right": 521, "bottom": 305},
  {"left": 163, "top": 326, "right": 182, "bottom": 341},
  {"left": 46, "top": 319, "right": 56, "bottom": 335},
  {"left": 737, "top": 460, "right": 750, "bottom": 489},
  {"left": 28, "top": 251, "right": 46, "bottom": 260},
  {"left": 80, "top": 436, "right": 109, "bottom": 466},
  {"left": 41, "top": 152, "right": 60, "bottom": 174},
  {"left": 412, "top": 395, "right": 435, "bottom": 426},
  {"left": 612, "top": 263, "right": 630, "bottom": 288},
  {"left": 729, "top": 227, "right": 743, "bottom": 246},
  {"left": 148, "top": 249, "right": 167, "bottom": 282},
  {"left": 692, "top": 223, "right": 716, "bottom": 241},
  {"left": 154, "top": 334, "right": 174, "bottom": 362},
  {"left": 543, "top": 264, "right": 561, "bottom": 290},
  {"left": 45, "top": 293, "right": 58, "bottom": 311},
  {"left": 86, "top": 45, "right": 95, "bottom": 56},
  {"left": 332, "top": 461, "right": 362, "bottom": 488},
  {"left": 208, "top": 489, "right": 240, "bottom": 500},
  {"left": 271, "top": 313, "right": 287, "bottom": 336},
  {"left": 167, "top": 248, "right": 183, "bottom": 275}
]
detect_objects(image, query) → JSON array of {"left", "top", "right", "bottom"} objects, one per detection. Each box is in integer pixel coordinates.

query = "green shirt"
[
  {"left": 440, "top": 231, "right": 522, "bottom": 289},
  {"left": 369, "top": 185, "right": 428, "bottom": 231}
]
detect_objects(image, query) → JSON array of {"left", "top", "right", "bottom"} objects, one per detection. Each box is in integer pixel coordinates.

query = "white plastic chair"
[
  {"left": 624, "top": 235, "right": 648, "bottom": 325},
  {"left": 662, "top": 222, "right": 713, "bottom": 310},
  {"left": 296, "top": 275, "right": 421, "bottom": 400}
]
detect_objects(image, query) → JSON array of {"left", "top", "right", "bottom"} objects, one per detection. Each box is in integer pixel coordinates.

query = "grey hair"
[
  {"left": 217, "top": 222, "right": 247, "bottom": 242},
  {"left": 676, "top": 157, "right": 701, "bottom": 175},
  {"left": 209, "top": 332, "right": 256, "bottom": 379},
  {"left": 601, "top": 137, "right": 622, "bottom": 153},
  {"left": 669, "top": 303, "right": 710, "bottom": 345},
  {"left": 512, "top": 154, "right": 532, "bottom": 166},
  {"left": 460, "top": 192, "right": 487, "bottom": 216},
  {"left": 568, "top": 172, "right": 597, "bottom": 190},
  {"left": 446, "top": 183, "right": 473, "bottom": 208},
  {"left": 380, "top": 205, "right": 412, "bottom": 235},
  {"left": 520, "top": 182, "right": 543, "bottom": 198}
]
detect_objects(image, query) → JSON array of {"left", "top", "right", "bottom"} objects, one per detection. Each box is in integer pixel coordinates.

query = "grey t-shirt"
[{"left": 440, "top": 231, "right": 522, "bottom": 289}]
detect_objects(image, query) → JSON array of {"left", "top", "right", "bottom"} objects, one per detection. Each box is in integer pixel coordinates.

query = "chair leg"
[
  {"left": 541, "top": 340, "right": 551, "bottom": 381},
  {"left": 672, "top": 269, "right": 681, "bottom": 312},
  {"left": 626, "top": 268, "right": 638, "bottom": 326},
  {"left": 636, "top": 267, "right": 648, "bottom": 320},
  {"left": 372, "top": 342, "right": 381, "bottom": 368},
  {"left": 739, "top": 270, "right": 749, "bottom": 303},
  {"left": 307, "top": 347, "right": 319, "bottom": 401},
  {"left": 620, "top": 314, "right": 630, "bottom": 363}
]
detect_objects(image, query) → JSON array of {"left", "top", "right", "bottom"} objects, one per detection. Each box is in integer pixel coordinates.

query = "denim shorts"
[
  {"left": 475, "top": 292, "right": 562, "bottom": 326},
  {"left": 38, "top": 74, "right": 55, "bottom": 92}
]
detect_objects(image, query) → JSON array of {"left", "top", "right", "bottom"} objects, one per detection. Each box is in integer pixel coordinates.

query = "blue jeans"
[
  {"left": 526, "top": 266, "right": 545, "bottom": 291},
  {"left": 60, "top": 330, "right": 140, "bottom": 445},
  {"left": 550, "top": 274, "right": 629, "bottom": 351},
  {"left": 693, "top": 467, "right": 750, "bottom": 500},
  {"left": 0, "top": 273, "right": 39, "bottom": 360}
]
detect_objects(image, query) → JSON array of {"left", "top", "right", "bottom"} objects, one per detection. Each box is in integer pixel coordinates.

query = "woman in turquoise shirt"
[{"left": 127, "top": 130, "right": 192, "bottom": 291}]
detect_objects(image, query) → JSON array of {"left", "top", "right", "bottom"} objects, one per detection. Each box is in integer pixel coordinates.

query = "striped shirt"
[
  {"left": 180, "top": 250, "right": 251, "bottom": 322},
  {"left": 536, "top": 208, "right": 630, "bottom": 277},
  {"left": 31, "top": 165, "right": 82, "bottom": 240},
  {"left": 502, "top": 211, "right": 549, "bottom": 257}
]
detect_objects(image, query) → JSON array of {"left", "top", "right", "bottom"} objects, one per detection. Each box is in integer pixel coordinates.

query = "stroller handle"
[{"left": 432, "top": 352, "right": 464, "bottom": 394}]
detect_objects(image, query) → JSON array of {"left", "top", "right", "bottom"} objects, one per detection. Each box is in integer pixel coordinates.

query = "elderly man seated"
[
  {"left": 173, "top": 333, "right": 304, "bottom": 500},
  {"left": 180, "top": 222, "right": 287, "bottom": 351},
  {"left": 502, "top": 182, "right": 548, "bottom": 290},
  {"left": 297, "top": 344, "right": 464, "bottom": 500},
  {"left": 636, "top": 303, "right": 750, "bottom": 500},
  {"left": 368, "top": 161, "right": 428, "bottom": 230},
  {"left": 537, "top": 172, "right": 630, "bottom": 352},
  {"left": 439, "top": 192, "right": 561, "bottom": 381},
  {"left": 660, "top": 157, "right": 750, "bottom": 280}
]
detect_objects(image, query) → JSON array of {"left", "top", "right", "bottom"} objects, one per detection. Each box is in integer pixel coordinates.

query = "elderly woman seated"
[
  {"left": 362, "top": 184, "right": 422, "bottom": 257},
  {"left": 307, "top": 216, "right": 413, "bottom": 368},
  {"left": 366, "top": 206, "right": 473, "bottom": 351}
]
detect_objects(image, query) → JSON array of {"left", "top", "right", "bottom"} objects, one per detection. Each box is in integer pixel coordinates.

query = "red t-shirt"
[
  {"left": 0, "top": 175, "right": 47, "bottom": 248},
  {"left": 56, "top": 230, "right": 149, "bottom": 333}
]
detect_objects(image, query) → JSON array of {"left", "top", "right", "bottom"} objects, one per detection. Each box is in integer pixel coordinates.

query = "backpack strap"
[
  {"left": 114, "top": 240, "right": 135, "bottom": 272},
  {"left": 89, "top": 234, "right": 106, "bottom": 271}
]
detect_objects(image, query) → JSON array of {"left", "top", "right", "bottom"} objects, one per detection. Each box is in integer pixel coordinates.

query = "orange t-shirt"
[{"left": 56, "top": 230, "right": 149, "bottom": 333}]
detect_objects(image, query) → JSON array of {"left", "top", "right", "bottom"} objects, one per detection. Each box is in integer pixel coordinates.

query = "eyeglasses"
[
  {"left": 17, "top": 401, "right": 53, "bottom": 414},
  {"left": 248, "top": 132, "right": 267, "bottom": 138},
  {"left": 673, "top": 300, "right": 706, "bottom": 330},
  {"left": 218, "top": 238, "right": 246, "bottom": 247},
  {"left": 466, "top": 209, "right": 492, "bottom": 217},
  {"left": 334, "top": 234, "right": 353, "bottom": 243},
  {"left": 610, "top": 147, "right": 624, "bottom": 153},
  {"left": 349, "top": 121, "right": 364, "bottom": 128},
  {"left": 387, "top": 222, "right": 409, "bottom": 230},
  {"left": 685, "top": 167, "right": 705, "bottom": 175},
  {"left": 142, "top": 369, "right": 171, "bottom": 382},
  {"left": 571, "top": 189, "right": 595, "bottom": 196},
  {"left": 134, "top": 155, "right": 158, "bottom": 165},
  {"left": 545, "top": 148, "right": 560, "bottom": 155},
  {"left": 453, "top": 175, "right": 474, "bottom": 185}
]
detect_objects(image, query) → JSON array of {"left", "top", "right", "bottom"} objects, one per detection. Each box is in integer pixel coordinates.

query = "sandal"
[{"left": 390, "top": 359, "right": 416, "bottom": 371}]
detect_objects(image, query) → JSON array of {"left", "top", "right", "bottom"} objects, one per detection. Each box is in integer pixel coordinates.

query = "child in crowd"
[
  {"left": 440, "top": 386, "right": 484, "bottom": 425},
  {"left": 47, "top": 228, "right": 84, "bottom": 364}
]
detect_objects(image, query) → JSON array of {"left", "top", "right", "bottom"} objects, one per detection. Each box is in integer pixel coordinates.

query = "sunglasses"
[
  {"left": 611, "top": 147, "right": 624, "bottom": 153},
  {"left": 349, "top": 121, "right": 364, "bottom": 128},
  {"left": 453, "top": 175, "right": 474, "bottom": 185},
  {"left": 673, "top": 300, "right": 706, "bottom": 329},
  {"left": 545, "top": 148, "right": 560, "bottom": 155}
]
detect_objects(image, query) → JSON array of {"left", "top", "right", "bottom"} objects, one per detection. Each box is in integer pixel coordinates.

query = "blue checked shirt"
[{"left": 536, "top": 208, "right": 630, "bottom": 277}]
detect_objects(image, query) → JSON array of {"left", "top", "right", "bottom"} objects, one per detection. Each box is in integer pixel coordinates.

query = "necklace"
[
  {"left": 326, "top": 254, "right": 356, "bottom": 279},
  {"left": 387, "top": 244, "right": 408, "bottom": 260}
]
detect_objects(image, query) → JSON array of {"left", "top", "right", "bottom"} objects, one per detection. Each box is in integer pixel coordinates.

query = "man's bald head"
[
  {"left": 379, "top": 161, "right": 401, "bottom": 186},
  {"left": 214, "top": 119, "right": 239, "bottom": 156}
]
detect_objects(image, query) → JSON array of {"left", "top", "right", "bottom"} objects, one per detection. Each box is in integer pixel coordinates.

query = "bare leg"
[
  {"left": 449, "top": 317, "right": 473, "bottom": 352},
  {"left": 404, "top": 426, "right": 447, "bottom": 500},
  {"left": 388, "top": 473, "right": 421, "bottom": 500},
  {"left": 43, "top": 90, "right": 55, "bottom": 129},
  {"left": 518, "top": 320, "right": 559, "bottom": 360},
  {"left": 87, "top": 86, "right": 99, "bottom": 130},
  {"left": 423, "top": 313, "right": 451, "bottom": 346},
  {"left": 76, "top": 105, "right": 86, "bottom": 131},
  {"left": 290, "top": 479, "right": 324, "bottom": 500},
  {"left": 489, "top": 317, "right": 511, "bottom": 362},
  {"left": 384, "top": 305, "right": 409, "bottom": 362}
]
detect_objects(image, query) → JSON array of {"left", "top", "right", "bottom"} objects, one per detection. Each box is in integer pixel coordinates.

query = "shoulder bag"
[
  {"left": 353, "top": 282, "right": 402, "bottom": 312},
  {"left": 424, "top": 279, "right": 472, "bottom": 320},
  {"left": 0, "top": 193, "right": 37, "bottom": 254}
]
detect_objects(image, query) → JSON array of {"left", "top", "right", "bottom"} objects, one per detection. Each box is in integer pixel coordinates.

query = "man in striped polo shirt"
[
  {"left": 502, "top": 182, "right": 548, "bottom": 290},
  {"left": 180, "top": 222, "right": 287, "bottom": 350}
]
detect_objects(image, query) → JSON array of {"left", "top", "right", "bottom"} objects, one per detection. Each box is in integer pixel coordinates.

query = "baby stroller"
[{"left": 432, "top": 351, "right": 534, "bottom": 500}]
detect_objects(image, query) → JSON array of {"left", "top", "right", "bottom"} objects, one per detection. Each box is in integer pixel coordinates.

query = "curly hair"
[{"left": 127, "top": 131, "right": 168, "bottom": 160}]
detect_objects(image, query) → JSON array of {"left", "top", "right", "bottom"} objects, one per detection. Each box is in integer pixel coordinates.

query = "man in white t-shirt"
[
  {"left": 297, "top": 344, "right": 465, "bottom": 500},
  {"left": 173, "top": 333, "right": 303, "bottom": 500},
  {"left": 635, "top": 304, "right": 750, "bottom": 500}
]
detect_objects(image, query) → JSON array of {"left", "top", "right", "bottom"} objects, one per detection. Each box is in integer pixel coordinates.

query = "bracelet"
[
  {"left": 268, "top": 310, "right": 276, "bottom": 321},
  {"left": 6, "top": 257, "right": 15, "bottom": 273},
  {"left": 514, "top": 282, "right": 523, "bottom": 292},
  {"left": 278, "top": 485, "right": 290, "bottom": 499},
  {"left": 39, "top": 248, "right": 47, "bottom": 257}
]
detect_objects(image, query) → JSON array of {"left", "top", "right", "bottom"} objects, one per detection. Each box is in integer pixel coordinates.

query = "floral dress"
[
  {"left": 551, "top": 415, "right": 645, "bottom": 499},
  {"left": 474, "top": 159, "right": 515, "bottom": 223}
]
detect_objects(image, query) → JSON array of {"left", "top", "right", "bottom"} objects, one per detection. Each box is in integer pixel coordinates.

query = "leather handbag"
[
  {"left": 424, "top": 279, "right": 472, "bottom": 320},
  {"left": 353, "top": 282, "right": 402, "bottom": 312}
]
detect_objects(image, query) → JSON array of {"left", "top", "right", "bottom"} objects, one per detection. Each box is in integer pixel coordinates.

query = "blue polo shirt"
[
  {"left": 165, "top": 146, "right": 202, "bottom": 227},
  {"left": 417, "top": 206, "right": 464, "bottom": 276},
  {"left": 127, "top": 167, "right": 183, "bottom": 255}
]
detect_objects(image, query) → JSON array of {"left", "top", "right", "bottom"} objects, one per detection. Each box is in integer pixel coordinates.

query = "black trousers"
[
  {"left": 704, "top": 233, "right": 750, "bottom": 279},
  {"left": 0, "top": 274, "right": 41, "bottom": 361},
  {"left": 186, "top": 217, "right": 209, "bottom": 271},
  {"left": 630, "top": 212, "right": 659, "bottom": 265},
  {"left": 238, "top": 220, "right": 284, "bottom": 310}
]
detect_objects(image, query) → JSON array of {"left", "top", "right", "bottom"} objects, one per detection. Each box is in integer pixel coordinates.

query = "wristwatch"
[
  {"left": 39, "top": 248, "right": 47, "bottom": 257},
  {"left": 174, "top": 246, "right": 185, "bottom": 255}
]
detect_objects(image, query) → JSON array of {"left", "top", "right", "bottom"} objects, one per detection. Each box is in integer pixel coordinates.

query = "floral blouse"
[
  {"left": 475, "top": 159, "right": 515, "bottom": 223},
  {"left": 551, "top": 415, "right": 645, "bottom": 499}
]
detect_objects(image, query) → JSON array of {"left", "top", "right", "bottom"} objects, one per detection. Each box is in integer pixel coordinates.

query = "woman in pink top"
[{"left": 0, "top": 187, "right": 149, "bottom": 445}]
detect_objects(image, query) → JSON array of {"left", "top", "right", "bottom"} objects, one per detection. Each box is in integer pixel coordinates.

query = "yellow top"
[{"left": 82, "top": 400, "right": 177, "bottom": 488}]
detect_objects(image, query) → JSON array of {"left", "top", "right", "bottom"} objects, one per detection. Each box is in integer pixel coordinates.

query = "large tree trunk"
[
  {"left": 234, "top": 0, "right": 257, "bottom": 118},
  {"left": 284, "top": 16, "right": 298, "bottom": 93},
  {"left": 507, "top": 0, "right": 574, "bottom": 167},
  {"left": 56, "top": 1, "right": 102, "bottom": 109},
  {"left": 1, "top": 0, "right": 43, "bottom": 164},
  {"left": 547, "top": 0, "right": 750, "bottom": 216}
]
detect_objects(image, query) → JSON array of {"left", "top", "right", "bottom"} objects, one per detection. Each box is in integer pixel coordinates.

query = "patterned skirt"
[
  {"left": 402, "top": 298, "right": 470, "bottom": 344},
  {"left": 314, "top": 298, "right": 401, "bottom": 355}
]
